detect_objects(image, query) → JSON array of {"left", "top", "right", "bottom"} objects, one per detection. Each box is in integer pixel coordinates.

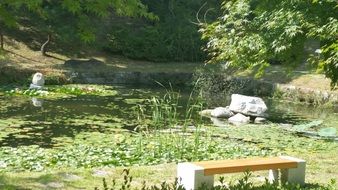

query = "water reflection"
[
  {"left": 210, "top": 117, "right": 228, "bottom": 127},
  {"left": 32, "top": 97, "right": 43, "bottom": 107}
]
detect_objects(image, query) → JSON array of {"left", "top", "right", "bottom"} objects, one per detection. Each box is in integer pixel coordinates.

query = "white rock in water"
[
  {"left": 210, "top": 117, "right": 228, "bottom": 127},
  {"left": 254, "top": 117, "right": 267, "bottom": 124},
  {"left": 229, "top": 94, "right": 267, "bottom": 117},
  {"left": 32, "top": 97, "right": 43, "bottom": 107},
  {"left": 199, "top": 109, "right": 213, "bottom": 117},
  {"left": 211, "top": 107, "right": 234, "bottom": 118},
  {"left": 32, "top": 72, "right": 45, "bottom": 87},
  {"left": 228, "top": 113, "right": 250, "bottom": 125}
]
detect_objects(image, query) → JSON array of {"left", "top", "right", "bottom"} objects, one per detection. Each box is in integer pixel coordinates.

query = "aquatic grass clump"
[
  {"left": 147, "top": 91, "right": 180, "bottom": 129},
  {"left": 140, "top": 82, "right": 205, "bottom": 130}
]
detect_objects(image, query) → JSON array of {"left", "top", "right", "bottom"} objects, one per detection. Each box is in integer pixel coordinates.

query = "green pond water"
[
  {"left": 0, "top": 84, "right": 337, "bottom": 149},
  {"left": 0, "top": 84, "right": 337, "bottom": 171}
]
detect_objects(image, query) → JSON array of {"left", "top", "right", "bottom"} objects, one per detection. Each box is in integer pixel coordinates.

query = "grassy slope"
[
  {"left": 1, "top": 38, "right": 337, "bottom": 92},
  {"left": 0, "top": 38, "right": 201, "bottom": 75}
]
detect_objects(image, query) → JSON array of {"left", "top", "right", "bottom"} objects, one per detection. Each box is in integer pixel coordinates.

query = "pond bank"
[
  {"left": 1, "top": 64, "right": 337, "bottom": 105},
  {"left": 72, "top": 71, "right": 193, "bottom": 86},
  {"left": 196, "top": 73, "right": 338, "bottom": 106}
]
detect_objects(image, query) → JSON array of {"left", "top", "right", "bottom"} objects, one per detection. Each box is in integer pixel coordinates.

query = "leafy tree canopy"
[
  {"left": 201, "top": 0, "right": 338, "bottom": 88},
  {"left": 0, "top": 0, "right": 156, "bottom": 50},
  {"left": 105, "top": 0, "right": 220, "bottom": 62}
]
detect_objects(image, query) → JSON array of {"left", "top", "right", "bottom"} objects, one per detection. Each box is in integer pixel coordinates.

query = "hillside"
[{"left": 0, "top": 37, "right": 336, "bottom": 94}]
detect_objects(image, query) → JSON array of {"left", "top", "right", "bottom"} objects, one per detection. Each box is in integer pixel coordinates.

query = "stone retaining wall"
[
  {"left": 72, "top": 71, "right": 193, "bottom": 86},
  {"left": 67, "top": 71, "right": 338, "bottom": 105}
]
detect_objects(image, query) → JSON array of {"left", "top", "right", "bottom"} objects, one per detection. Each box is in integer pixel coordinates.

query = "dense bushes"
[{"left": 104, "top": 0, "right": 220, "bottom": 62}]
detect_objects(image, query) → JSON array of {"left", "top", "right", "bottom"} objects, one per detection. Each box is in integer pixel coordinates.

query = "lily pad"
[
  {"left": 293, "top": 120, "right": 323, "bottom": 132},
  {"left": 318, "top": 127, "right": 337, "bottom": 137},
  {"left": 123, "top": 98, "right": 145, "bottom": 104}
]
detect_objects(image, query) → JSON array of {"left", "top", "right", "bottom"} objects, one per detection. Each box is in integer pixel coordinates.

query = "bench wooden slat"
[{"left": 193, "top": 157, "right": 298, "bottom": 175}]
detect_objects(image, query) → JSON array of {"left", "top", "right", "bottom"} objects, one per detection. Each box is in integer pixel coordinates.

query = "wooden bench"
[{"left": 177, "top": 156, "right": 306, "bottom": 190}]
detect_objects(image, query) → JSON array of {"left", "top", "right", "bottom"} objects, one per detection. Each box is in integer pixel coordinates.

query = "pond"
[
  {"left": 0, "top": 85, "right": 197, "bottom": 148},
  {"left": 0, "top": 84, "right": 337, "bottom": 171}
]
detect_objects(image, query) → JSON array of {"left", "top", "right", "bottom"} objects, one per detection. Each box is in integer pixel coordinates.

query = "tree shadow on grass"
[
  {"left": 0, "top": 172, "right": 87, "bottom": 190},
  {"left": 4, "top": 50, "right": 44, "bottom": 64},
  {"left": 0, "top": 175, "right": 30, "bottom": 190}
]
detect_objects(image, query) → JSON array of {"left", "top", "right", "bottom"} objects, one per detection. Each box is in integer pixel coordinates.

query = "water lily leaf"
[
  {"left": 318, "top": 127, "right": 337, "bottom": 137},
  {"left": 0, "top": 120, "right": 10, "bottom": 127},
  {"left": 293, "top": 120, "right": 323, "bottom": 132},
  {"left": 123, "top": 98, "right": 145, "bottom": 104}
]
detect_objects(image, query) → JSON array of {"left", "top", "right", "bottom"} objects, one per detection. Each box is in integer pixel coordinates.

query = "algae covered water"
[
  {"left": 0, "top": 84, "right": 337, "bottom": 172},
  {"left": 0, "top": 84, "right": 337, "bottom": 148}
]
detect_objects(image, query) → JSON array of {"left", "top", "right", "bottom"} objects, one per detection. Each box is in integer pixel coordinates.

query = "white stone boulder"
[
  {"left": 229, "top": 94, "right": 267, "bottom": 117},
  {"left": 210, "top": 107, "right": 234, "bottom": 118},
  {"left": 30, "top": 72, "right": 45, "bottom": 89},
  {"left": 228, "top": 113, "right": 250, "bottom": 125}
]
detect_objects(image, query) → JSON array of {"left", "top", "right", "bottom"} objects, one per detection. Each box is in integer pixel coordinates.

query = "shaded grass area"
[{"left": 2, "top": 165, "right": 175, "bottom": 190}]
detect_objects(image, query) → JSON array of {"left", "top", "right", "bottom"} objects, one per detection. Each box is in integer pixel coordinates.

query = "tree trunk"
[
  {"left": 41, "top": 34, "right": 51, "bottom": 56},
  {"left": 0, "top": 32, "right": 4, "bottom": 50}
]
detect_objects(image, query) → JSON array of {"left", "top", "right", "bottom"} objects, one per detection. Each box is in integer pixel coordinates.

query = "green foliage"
[
  {"left": 201, "top": 0, "right": 338, "bottom": 87},
  {"left": 0, "top": 0, "right": 156, "bottom": 51},
  {"left": 321, "top": 40, "right": 338, "bottom": 88},
  {"left": 105, "top": 0, "right": 220, "bottom": 62},
  {"left": 0, "top": 0, "right": 41, "bottom": 27}
]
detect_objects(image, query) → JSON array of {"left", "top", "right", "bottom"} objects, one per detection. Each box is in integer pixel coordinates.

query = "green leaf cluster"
[
  {"left": 201, "top": 0, "right": 338, "bottom": 87},
  {"left": 0, "top": 0, "right": 155, "bottom": 45},
  {"left": 105, "top": 0, "right": 220, "bottom": 62}
]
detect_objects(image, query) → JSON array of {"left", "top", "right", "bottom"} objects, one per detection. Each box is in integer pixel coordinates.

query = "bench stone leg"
[
  {"left": 268, "top": 169, "right": 279, "bottom": 184},
  {"left": 177, "top": 163, "right": 214, "bottom": 190},
  {"left": 280, "top": 156, "right": 306, "bottom": 186}
]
